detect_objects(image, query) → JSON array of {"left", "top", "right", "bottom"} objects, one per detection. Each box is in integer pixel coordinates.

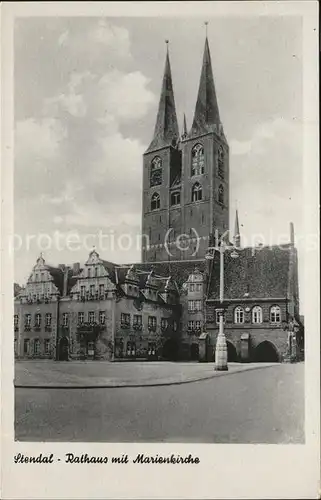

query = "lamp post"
[{"left": 205, "top": 241, "right": 239, "bottom": 371}]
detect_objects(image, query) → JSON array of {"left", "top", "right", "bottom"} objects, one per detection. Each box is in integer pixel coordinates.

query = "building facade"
[
  {"left": 14, "top": 37, "right": 304, "bottom": 363},
  {"left": 14, "top": 251, "right": 182, "bottom": 361}
]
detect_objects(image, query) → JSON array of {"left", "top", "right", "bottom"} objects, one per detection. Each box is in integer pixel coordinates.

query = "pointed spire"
[
  {"left": 146, "top": 42, "right": 179, "bottom": 153},
  {"left": 233, "top": 209, "right": 241, "bottom": 248},
  {"left": 190, "top": 36, "right": 222, "bottom": 136},
  {"left": 182, "top": 113, "right": 187, "bottom": 139}
]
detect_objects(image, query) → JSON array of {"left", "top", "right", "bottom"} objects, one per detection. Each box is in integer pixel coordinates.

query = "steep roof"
[
  {"left": 145, "top": 47, "right": 179, "bottom": 153},
  {"left": 131, "top": 260, "right": 207, "bottom": 290},
  {"left": 190, "top": 37, "right": 222, "bottom": 137},
  {"left": 207, "top": 244, "right": 292, "bottom": 300},
  {"left": 46, "top": 266, "right": 65, "bottom": 295}
]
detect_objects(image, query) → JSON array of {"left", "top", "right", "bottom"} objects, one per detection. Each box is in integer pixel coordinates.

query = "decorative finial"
[
  {"left": 165, "top": 39, "right": 169, "bottom": 53},
  {"left": 205, "top": 21, "right": 209, "bottom": 37}
]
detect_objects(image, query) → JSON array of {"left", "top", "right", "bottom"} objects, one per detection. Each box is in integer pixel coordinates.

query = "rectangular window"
[
  {"left": 62, "top": 313, "right": 69, "bottom": 327},
  {"left": 78, "top": 312, "right": 84, "bottom": 325},
  {"left": 133, "top": 315, "right": 142, "bottom": 325},
  {"left": 195, "top": 320, "right": 201, "bottom": 330},
  {"left": 189, "top": 284, "right": 195, "bottom": 292},
  {"left": 99, "top": 284, "right": 105, "bottom": 296},
  {"left": 161, "top": 318, "right": 168, "bottom": 330},
  {"left": 35, "top": 313, "right": 41, "bottom": 327},
  {"left": 88, "top": 311, "right": 95, "bottom": 324},
  {"left": 34, "top": 339, "right": 40, "bottom": 355},
  {"left": 99, "top": 311, "right": 106, "bottom": 325},
  {"left": 121, "top": 313, "right": 130, "bottom": 325},
  {"left": 95, "top": 267, "right": 99, "bottom": 277},
  {"left": 148, "top": 316, "right": 157, "bottom": 330},
  {"left": 195, "top": 300, "right": 202, "bottom": 311},
  {"left": 80, "top": 286, "right": 86, "bottom": 298},
  {"left": 195, "top": 284, "right": 202, "bottom": 292},
  {"left": 45, "top": 313, "right": 52, "bottom": 327},
  {"left": 25, "top": 314, "right": 31, "bottom": 326},
  {"left": 90, "top": 284, "right": 95, "bottom": 296},
  {"left": 188, "top": 300, "right": 195, "bottom": 312},
  {"left": 23, "top": 339, "right": 30, "bottom": 355},
  {"left": 87, "top": 268, "right": 91, "bottom": 278},
  {"left": 14, "top": 315, "right": 19, "bottom": 328},
  {"left": 44, "top": 339, "right": 50, "bottom": 355},
  {"left": 188, "top": 321, "right": 194, "bottom": 331}
]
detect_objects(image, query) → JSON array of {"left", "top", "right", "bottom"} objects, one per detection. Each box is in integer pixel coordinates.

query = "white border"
[{"left": 1, "top": 2, "right": 320, "bottom": 499}]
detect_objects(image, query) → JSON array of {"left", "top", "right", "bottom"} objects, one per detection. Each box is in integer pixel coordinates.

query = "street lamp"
[{"left": 205, "top": 241, "right": 239, "bottom": 371}]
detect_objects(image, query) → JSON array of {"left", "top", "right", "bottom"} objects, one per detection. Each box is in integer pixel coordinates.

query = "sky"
[{"left": 14, "top": 16, "right": 304, "bottom": 308}]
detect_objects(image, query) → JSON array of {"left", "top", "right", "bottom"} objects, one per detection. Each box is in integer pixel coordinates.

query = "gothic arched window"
[
  {"left": 150, "top": 157, "right": 162, "bottom": 187},
  {"left": 234, "top": 306, "right": 244, "bottom": 324},
  {"left": 191, "top": 182, "right": 202, "bottom": 202},
  {"left": 151, "top": 192, "right": 160, "bottom": 211},
  {"left": 217, "top": 146, "right": 224, "bottom": 179},
  {"left": 252, "top": 306, "right": 263, "bottom": 324},
  {"left": 171, "top": 191, "right": 181, "bottom": 206},
  {"left": 270, "top": 305, "right": 281, "bottom": 324},
  {"left": 218, "top": 184, "right": 224, "bottom": 205},
  {"left": 191, "top": 144, "right": 204, "bottom": 176}
]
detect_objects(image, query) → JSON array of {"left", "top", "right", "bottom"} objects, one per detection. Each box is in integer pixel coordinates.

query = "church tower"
[
  {"left": 180, "top": 36, "right": 230, "bottom": 259},
  {"left": 141, "top": 44, "right": 182, "bottom": 263},
  {"left": 142, "top": 36, "right": 229, "bottom": 263}
]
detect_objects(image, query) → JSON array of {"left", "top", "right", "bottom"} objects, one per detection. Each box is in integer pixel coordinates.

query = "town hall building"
[{"left": 14, "top": 36, "right": 304, "bottom": 363}]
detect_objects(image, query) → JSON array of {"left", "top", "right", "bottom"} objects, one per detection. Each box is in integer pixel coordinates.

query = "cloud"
[
  {"left": 14, "top": 20, "right": 154, "bottom": 259},
  {"left": 59, "top": 18, "right": 133, "bottom": 68},
  {"left": 230, "top": 117, "right": 303, "bottom": 242}
]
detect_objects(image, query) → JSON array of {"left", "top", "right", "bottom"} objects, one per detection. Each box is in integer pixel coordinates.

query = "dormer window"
[
  {"left": 192, "top": 182, "right": 202, "bottom": 202},
  {"left": 151, "top": 192, "right": 160, "bottom": 211},
  {"left": 217, "top": 146, "right": 224, "bottom": 179},
  {"left": 191, "top": 144, "right": 204, "bottom": 176},
  {"left": 150, "top": 157, "right": 162, "bottom": 187},
  {"left": 171, "top": 191, "right": 181, "bottom": 206}
]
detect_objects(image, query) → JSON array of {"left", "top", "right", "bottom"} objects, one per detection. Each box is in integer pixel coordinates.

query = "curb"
[{"left": 14, "top": 363, "right": 277, "bottom": 390}]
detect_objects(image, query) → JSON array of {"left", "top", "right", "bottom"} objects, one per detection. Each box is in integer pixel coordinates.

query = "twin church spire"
[
  {"left": 146, "top": 43, "right": 179, "bottom": 153},
  {"left": 147, "top": 35, "right": 222, "bottom": 152}
]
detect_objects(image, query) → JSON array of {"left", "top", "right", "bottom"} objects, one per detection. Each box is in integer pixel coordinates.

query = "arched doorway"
[
  {"left": 227, "top": 341, "right": 238, "bottom": 362},
  {"left": 58, "top": 337, "right": 69, "bottom": 361},
  {"left": 162, "top": 339, "right": 178, "bottom": 361},
  {"left": 253, "top": 341, "right": 279, "bottom": 362},
  {"left": 190, "top": 343, "right": 199, "bottom": 361}
]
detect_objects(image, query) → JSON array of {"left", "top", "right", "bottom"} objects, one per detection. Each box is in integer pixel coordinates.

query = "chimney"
[{"left": 72, "top": 262, "right": 80, "bottom": 275}]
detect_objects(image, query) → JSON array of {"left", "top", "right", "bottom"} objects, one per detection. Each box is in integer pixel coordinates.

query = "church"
[{"left": 14, "top": 36, "right": 304, "bottom": 363}]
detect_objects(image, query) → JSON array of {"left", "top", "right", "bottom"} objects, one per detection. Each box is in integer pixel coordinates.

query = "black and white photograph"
[{"left": 1, "top": 2, "right": 319, "bottom": 499}]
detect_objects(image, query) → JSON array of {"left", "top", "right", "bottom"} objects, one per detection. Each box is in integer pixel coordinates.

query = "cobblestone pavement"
[
  {"left": 15, "top": 360, "right": 276, "bottom": 387},
  {"left": 15, "top": 363, "right": 304, "bottom": 443}
]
